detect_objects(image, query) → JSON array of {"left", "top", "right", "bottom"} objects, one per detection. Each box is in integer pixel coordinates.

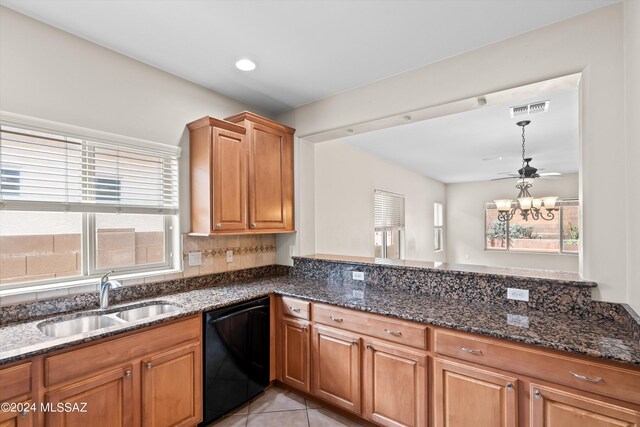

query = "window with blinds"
[
  {"left": 0, "top": 125, "right": 179, "bottom": 214},
  {"left": 0, "top": 113, "right": 181, "bottom": 291},
  {"left": 374, "top": 190, "right": 405, "bottom": 260}
]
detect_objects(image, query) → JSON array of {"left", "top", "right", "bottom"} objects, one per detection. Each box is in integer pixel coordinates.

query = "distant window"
[
  {"left": 434, "top": 202, "right": 444, "bottom": 252},
  {"left": 374, "top": 190, "right": 405, "bottom": 259},
  {"left": 484, "top": 199, "right": 579, "bottom": 254},
  {"left": 0, "top": 168, "right": 21, "bottom": 197},
  {"left": 96, "top": 177, "right": 121, "bottom": 202}
]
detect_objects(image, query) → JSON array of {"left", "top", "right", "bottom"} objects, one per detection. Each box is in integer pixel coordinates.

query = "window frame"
[
  {"left": 0, "top": 111, "right": 181, "bottom": 293},
  {"left": 374, "top": 189, "right": 406, "bottom": 260},
  {"left": 483, "top": 199, "right": 579, "bottom": 255}
]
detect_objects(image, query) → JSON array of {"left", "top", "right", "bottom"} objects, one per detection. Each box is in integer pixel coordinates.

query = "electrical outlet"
[
  {"left": 507, "top": 313, "right": 530, "bottom": 328},
  {"left": 188, "top": 252, "right": 201, "bottom": 266},
  {"left": 226, "top": 250, "right": 233, "bottom": 263},
  {"left": 507, "top": 288, "right": 529, "bottom": 302},
  {"left": 352, "top": 271, "right": 365, "bottom": 281}
]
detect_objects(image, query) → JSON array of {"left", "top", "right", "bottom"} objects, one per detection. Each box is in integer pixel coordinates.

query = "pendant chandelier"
[{"left": 494, "top": 120, "right": 558, "bottom": 222}]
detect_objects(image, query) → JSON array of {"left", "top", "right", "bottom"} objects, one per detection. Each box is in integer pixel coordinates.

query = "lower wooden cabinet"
[
  {"left": 530, "top": 383, "right": 640, "bottom": 427},
  {"left": 45, "top": 366, "right": 133, "bottom": 427},
  {"left": 311, "top": 325, "right": 361, "bottom": 414},
  {"left": 363, "top": 339, "right": 427, "bottom": 427},
  {"left": 281, "top": 317, "right": 310, "bottom": 392},
  {"left": 0, "top": 400, "right": 34, "bottom": 427},
  {"left": 141, "top": 341, "right": 201, "bottom": 427},
  {"left": 434, "top": 358, "right": 518, "bottom": 427}
]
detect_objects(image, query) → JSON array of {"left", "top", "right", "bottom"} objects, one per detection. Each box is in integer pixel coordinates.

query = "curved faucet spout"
[{"left": 99, "top": 271, "right": 122, "bottom": 309}]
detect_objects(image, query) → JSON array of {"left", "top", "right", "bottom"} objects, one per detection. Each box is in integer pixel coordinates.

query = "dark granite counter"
[{"left": 1, "top": 274, "right": 638, "bottom": 367}]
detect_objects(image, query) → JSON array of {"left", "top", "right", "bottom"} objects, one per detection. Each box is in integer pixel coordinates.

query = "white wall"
[
  {"left": 0, "top": 7, "right": 262, "bottom": 234},
  {"left": 314, "top": 142, "right": 445, "bottom": 262},
  {"left": 445, "top": 174, "right": 579, "bottom": 272},
  {"left": 278, "top": 4, "right": 630, "bottom": 304},
  {"left": 624, "top": 0, "right": 640, "bottom": 313}
]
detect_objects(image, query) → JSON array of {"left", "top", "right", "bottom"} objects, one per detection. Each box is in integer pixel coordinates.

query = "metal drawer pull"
[
  {"left": 301, "top": 325, "right": 308, "bottom": 332},
  {"left": 124, "top": 370, "right": 132, "bottom": 378},
  {"left": 289, "top": 307, "right": 301, "bottom": 312},
  {"left": 20, "top": 410, "right": 28, "bottom": 417},
  {"left": 459, "top": 346, "right": 482, "bottom": 355},
  {"left": 534, "top": 390, "right": 541, "bottom": 399},
  {"left": 384, "top": 329, "right": 402, "bottom": 336},
  {"left": 146, "top": 362, "right": 153, "bottom": 369},
  {"left": 330, "top": 316, "right": 343, "bottom": 322},
  {"left": 506, "top": 383, "right": 514, "bottom": 391},
  {"left": 352, "top": 341, "right": 358, "bottom": 347},
  {"left": 366, "top": 344, "right": 373, "bottom": 350},
  {"left": 570, "top": 371, "right": 604, "bottom": 383}
]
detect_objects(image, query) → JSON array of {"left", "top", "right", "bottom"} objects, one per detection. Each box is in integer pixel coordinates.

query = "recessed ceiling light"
[{"left": 235, "top": 59, "right": 256, "bottom": 71}]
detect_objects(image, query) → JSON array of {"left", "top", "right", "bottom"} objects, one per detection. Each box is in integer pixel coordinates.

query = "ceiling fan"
[{"left": 491, "top": 157, "right": 562, "bottom": 181}]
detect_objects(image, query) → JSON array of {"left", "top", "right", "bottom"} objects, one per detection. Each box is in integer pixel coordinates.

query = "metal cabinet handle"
[
  {"left": 301, "top": 325, "right": 308, "bottom": 332},
  {"left": 534, "top": 390, "right": 541, "bottom": 399},
  {"left": 124, "top": 370, "right": 132, "bottom": 378},
  {"left": 366, "top": 344, "right": 373, "bottom": 351},
  {"left": 215, "top": 224, "right": 222, "bottom": 229},
  {"left": 352, "top": 341, "right": 358, "bottom": 347},
  {"left": 570, "top": 371, "right": 603, "bottom": 383},
  {"left": 384, "top": 329, "right": 402, "bottom": 336},
  {"left": 290, "top": 307, "right": 301, "bottom": 312},
  {"left": 250, "top": 223, "right": 256, "bottom": 228},
  {"left": 330, "top": 316, "right": 343, "bottom": 323},
  {"left": 506, "top": 383, "right": 514, "bottom": 391},
  {"left": 20, "top": 410, "right": 28, "bottom": 417},
  {"left": 146, "top": 362, "right": 153, "bottom": 369},
  {"left": 458, "top": 346, "right": 482, "bottom": 355}
]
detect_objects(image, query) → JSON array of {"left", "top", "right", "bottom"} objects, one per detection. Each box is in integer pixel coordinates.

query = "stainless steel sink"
[
  {"left": 115, "top": 303, "right": 179, "bottom": 322},
  {"left": 38, "top": 315, "right": 123, "bottom": 338}
]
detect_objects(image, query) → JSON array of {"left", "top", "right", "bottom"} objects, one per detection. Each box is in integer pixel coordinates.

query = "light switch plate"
[
  {"left": 226, "top": 250, "right": 233, "bottom": 263},
  {"left": 507, "top": 288, "right": 529, "bottom": 302},
  {"left": 188, "top": 252, "right": 202, "bottom": 266},
  {"left": 352, "top": 271, "right": 365, "bottom": 281}
]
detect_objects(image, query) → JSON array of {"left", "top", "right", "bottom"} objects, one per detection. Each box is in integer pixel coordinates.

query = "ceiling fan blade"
[{"left": 490, "top": 176, "right": 518, "bottom": 181}]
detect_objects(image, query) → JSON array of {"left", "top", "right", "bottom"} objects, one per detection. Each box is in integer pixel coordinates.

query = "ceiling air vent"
[{"left": 510, "top": 100, "right": 550, "bottom": 117}]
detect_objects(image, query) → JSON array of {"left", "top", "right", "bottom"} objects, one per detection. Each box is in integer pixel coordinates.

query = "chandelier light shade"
[{"left": 494, "top": 120, "right": 559, "bottom": 222}]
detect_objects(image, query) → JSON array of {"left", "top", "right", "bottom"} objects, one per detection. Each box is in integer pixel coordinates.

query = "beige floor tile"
[
  {"left": 249, "top": 387, "right": 306, "bottom": 413},
  {"left": 305, "top": 398, "right": 322, "bottom": 409},
  {"left": 307, "top": 408, "right": 361, "bottom": 427},
  {"left": 246, "top": 410, "right": 308, "bottom": 427},
  {"left": 229, "top": 403, "right": 250, "bottom": 415},
  {"left": 209, "top": 414, "right": 247, "bottom": 427}
]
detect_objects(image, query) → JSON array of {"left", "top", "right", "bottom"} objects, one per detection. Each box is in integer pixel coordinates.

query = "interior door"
[
  {"left": 247, "top": 123, "right": 292, "bottom": 231},
  {"left": 363, "top": 339, "right": 427, "bottom": 427},
  {"left": 311, "top": 325, "right": 361, "bottom": 414},
  {"left": 434, "top": 358, "right": 517, "bottom": 427},
  {"left": 212, "top": 127, "right": 247, "bottom": 232}
]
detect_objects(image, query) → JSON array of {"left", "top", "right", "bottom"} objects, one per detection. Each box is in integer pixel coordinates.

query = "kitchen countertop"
[{"left": 1, "top": 274, "right": 638, "bottom": 367}]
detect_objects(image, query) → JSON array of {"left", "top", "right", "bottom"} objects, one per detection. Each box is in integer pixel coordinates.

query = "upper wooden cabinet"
[{"left": 187, "top": 112, "right": 295, "bottom": 235}]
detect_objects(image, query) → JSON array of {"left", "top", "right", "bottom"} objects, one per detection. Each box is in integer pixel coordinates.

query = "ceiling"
[
  {"left": 339, "top": 88, "right": 579, "bottom": 184},
  {"left": 0, "top": 0, "right": 617, "bottom": 114}
]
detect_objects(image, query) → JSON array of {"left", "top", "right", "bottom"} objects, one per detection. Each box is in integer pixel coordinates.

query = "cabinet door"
[
  {"left": 46, "top": 367, "right": 133, "bottom": 427},
  {"left": 531, "top": 383, "right": 640, "bottom": 427},
  {"left": 282, "top": 318, "right": 310, "bottom": 392},
  {"left": 311, "top": 326, "right": 361, "bottom": 413},
  {"left": 247, "top": 123, "right": 293, "bottom": 231},
  {"left": 212, "top": 127, "right": 247, "bottom": 232},
  {"left": 0, "top": 401, "right": 33, "bottom": 427},
  {"left": 141, "top": 341, "right": 201, "bottom": 427},
  {"left": 434, "top": 358, "right": 517, "bottom": 427},
  {"left": 363, "top": 339, "right": 427, "bottom": 427}
]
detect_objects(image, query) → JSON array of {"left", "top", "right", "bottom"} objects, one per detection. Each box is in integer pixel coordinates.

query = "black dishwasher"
[{"left": 201, "top": 296, "right": 270, "bottom": 425}]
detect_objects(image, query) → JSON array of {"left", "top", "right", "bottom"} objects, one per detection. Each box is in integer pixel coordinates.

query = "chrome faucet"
[{"left": 99, "top": 270, "right": 122, "bottom": 310}]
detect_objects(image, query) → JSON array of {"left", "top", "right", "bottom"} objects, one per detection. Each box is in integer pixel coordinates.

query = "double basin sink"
[{"left": 38, "top": 303, "right": 180, "bottom": 338}]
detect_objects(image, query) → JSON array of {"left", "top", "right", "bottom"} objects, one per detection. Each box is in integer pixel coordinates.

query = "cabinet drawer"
[
  {"left": 313, "top": 303, "right": 427, "bottom": 350},
  {"left": 45, "top": 316, "right": 200, "bottom": 387},
  {"left": 281, "top": 297, "right": 310, "bottom": 320},
  {"left": 434, "top": 329, "right": 640, "bottom": 405},
  {"left": 0, "top": 361, "right": 31, "bottom": 402}
]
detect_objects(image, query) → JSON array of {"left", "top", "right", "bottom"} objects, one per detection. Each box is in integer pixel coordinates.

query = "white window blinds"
[
  {"left": 0, "top": 115, "right": 179, "bottom": 215},
  {"left": 374, "top": 189, "right": 405, "bottom": 231}
]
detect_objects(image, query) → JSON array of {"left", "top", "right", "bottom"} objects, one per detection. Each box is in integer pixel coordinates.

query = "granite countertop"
[{"left": 1, "top": 275, "right": 638, "bottom": 367}]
